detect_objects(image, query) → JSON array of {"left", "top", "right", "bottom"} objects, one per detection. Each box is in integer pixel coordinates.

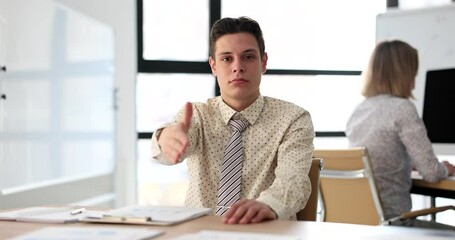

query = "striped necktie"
[{"left": 216, "top": 119, "right": 249, "bottom": 216}]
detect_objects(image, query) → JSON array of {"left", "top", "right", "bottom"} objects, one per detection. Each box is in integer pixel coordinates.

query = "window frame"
[{"left": 136, "top": 0, "right": 393, "bottom": 139}]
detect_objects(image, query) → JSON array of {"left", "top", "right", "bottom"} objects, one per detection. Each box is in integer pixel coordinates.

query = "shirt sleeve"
[
  {"left": 398, "top": 101, "right": 448, "bottom": 182},
  {"left": 256, "top": 110, "right": 315, "bottom": 219}
]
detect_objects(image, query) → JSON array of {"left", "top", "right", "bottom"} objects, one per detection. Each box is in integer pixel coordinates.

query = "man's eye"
[
  {"left": 244, "top": 55, "right": 256, "bottom": 60},
  {"left": 221, "top": 57, "right": 231, "bottom": 62}
]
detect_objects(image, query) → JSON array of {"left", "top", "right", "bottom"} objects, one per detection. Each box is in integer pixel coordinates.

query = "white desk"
[{"left": 1, "top": 216, "right": 455, "bottom": 240}]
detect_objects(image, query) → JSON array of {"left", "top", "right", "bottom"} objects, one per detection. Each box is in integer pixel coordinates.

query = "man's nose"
[{"left": 232, "top": 59, "right": 245, "bottom": 73}]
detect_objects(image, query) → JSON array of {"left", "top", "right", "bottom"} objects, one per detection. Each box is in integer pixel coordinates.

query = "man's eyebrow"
[
  {"left": 217, "top": 48, "right": 258, "bottom": 57},
  {"left": 217, "top": 51, "right": 233, "bottom": 56},
  {"left": 243, "top": 48, "right": 258, "bottom": 54}
]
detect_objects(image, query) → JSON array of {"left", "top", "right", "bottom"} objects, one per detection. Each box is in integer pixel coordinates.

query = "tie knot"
[{"left": 229, "top": 119, "right": 249, "bottom": 132}]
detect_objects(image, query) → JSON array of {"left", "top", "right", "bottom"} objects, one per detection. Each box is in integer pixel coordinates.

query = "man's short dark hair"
[{"left": 209, "top": 16, "right": 265, "bottom": 59}]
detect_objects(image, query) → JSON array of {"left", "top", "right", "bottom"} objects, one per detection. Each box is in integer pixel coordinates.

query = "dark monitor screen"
[{"left": 422, "top": 68, "right": 455, "bottom": 143}]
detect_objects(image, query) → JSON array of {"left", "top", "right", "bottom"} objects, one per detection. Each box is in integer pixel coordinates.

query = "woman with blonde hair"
[{"left": 346, "top": 40, "right": 455, "bottom": 229}]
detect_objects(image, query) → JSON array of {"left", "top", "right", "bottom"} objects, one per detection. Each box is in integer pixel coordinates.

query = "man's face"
[{"left": 209, "top": 32, "right": 267, "bottom": 109}]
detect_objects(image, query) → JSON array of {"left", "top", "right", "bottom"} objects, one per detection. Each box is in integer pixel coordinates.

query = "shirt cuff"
[
  {"left": 256, "top": 195, "right": 287, "bottom": 220},
  {"left": 151, "top": 128, "right": 174, "bottom": 165},
  {"left": 442, "top": 164, "right": 449, "bottom": 178}
]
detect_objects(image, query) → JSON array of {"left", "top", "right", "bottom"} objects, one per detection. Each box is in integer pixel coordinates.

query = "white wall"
[
  {"left": 376, "top": 4, "right": 455, "bottom": 155},
  {"left": 377, "top": 4, "right": 455, "bottom": 116},
  {"left": 55, "top": 0, "right": 137, "bottom": 207}
]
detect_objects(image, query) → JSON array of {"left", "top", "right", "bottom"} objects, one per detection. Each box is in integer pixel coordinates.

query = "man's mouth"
[{"left": 231, "top": 78, "right": 247, "bottom": 83}]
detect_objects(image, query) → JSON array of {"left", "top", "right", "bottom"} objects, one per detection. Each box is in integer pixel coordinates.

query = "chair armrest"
[{"left": 400, "top": 205, "right": 454, "bottom": 220}]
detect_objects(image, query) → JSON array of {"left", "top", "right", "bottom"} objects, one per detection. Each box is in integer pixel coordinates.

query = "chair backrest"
[
  {"left": 314, "top": 147, "right": 385, "bottom": 225},
  {"left": 296, "top": 158, "right": 323, "bottom": 221}
]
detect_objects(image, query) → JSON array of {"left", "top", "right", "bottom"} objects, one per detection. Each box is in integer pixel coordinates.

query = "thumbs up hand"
[{"left": 157, "top": 102, "right": 193, "bottom": 164}]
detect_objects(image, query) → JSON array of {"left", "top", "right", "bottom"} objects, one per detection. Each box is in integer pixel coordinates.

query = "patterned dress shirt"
[
  {"left": 151, "top": 95, "right": 315, "bottom": 220},
  {"left": 346, "top": 94, "right": 448, "bottom": 219}
]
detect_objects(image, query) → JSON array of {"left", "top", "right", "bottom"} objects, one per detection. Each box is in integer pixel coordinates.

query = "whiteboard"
[{"left": 376, "top": 4, "right": 455, "bottom": 116}]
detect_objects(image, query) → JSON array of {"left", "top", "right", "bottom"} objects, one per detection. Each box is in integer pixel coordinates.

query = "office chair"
[
  {"left": 296, "top": 158, "right": 323, "bottom": 221},
  {"left": 314, "top": 147, "right": 454, "bottom": 226}
]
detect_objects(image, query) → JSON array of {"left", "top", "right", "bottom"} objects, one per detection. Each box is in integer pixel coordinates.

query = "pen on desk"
[
  {"left": 70, "top": 208, "right": 86, "bottom": 215},
  {"left": 102, "top": 215, "right": 152, "bottom": 223}
]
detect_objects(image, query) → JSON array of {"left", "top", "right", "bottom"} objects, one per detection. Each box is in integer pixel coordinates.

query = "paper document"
[
  {"left": 11, "top": 226, "right": 164, "bottom": 240},
  {"left": 0, "top": 206, "right": 105, "bottom": 224},
  {"left": 82, "top": 205, "right": 212, "bottom": 226}
]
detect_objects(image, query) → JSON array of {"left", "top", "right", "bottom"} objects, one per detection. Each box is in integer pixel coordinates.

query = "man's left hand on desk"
[{"left": 222, "top": 199, "right": 276, "bottom": 224}]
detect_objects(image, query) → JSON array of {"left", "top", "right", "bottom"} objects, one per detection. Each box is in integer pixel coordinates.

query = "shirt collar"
[{"left": 218, "top": 95, "right": 264, "bottom": 126}]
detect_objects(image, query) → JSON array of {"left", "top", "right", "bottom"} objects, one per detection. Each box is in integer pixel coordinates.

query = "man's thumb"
[{"left": 182, "top": 102, "right": 192, "bottom": 132}]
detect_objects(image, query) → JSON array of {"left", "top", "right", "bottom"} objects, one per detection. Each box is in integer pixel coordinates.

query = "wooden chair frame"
[{"left": 297, "top": 158, "right": 323, "bottom": 221}]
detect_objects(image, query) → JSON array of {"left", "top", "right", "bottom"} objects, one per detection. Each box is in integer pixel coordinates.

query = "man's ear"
[
  {"left": 261, "top": 52, "right": 268, "bottom": 74},
  {"left": 209, "top": 56, "right": 217, "bottom": 76}
]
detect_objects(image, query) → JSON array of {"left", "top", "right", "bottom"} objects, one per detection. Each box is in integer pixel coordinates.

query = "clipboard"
[{"left": 81, "top": 205, "right": 212, "bottom": 226}]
